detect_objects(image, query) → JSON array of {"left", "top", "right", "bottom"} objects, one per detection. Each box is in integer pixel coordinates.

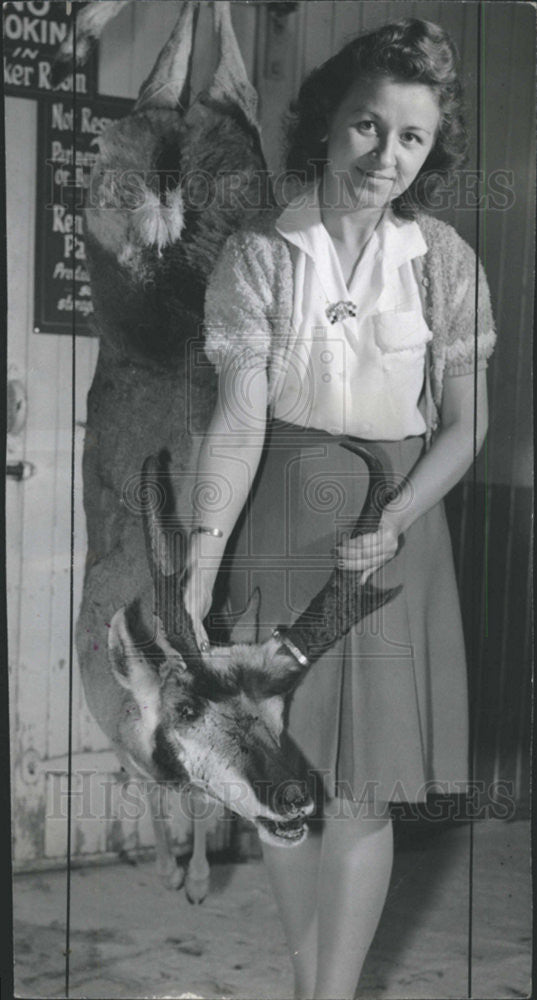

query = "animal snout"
[{"left": 274, "top": 782, "right": 314, "bottom": 818}]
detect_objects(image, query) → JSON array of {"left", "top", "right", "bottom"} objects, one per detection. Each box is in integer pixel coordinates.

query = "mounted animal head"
[{"left": 108, "top": 446, "right": 402, "bottom": 846}]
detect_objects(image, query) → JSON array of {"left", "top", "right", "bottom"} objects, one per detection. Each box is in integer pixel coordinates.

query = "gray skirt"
[{"left": 224, "top": 419, "right": 469, "bottom": 804}]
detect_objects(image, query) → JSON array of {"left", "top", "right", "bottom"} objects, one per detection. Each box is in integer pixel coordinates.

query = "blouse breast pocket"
[{"left": 372, "top": 310, "right": 432, "bottom": 369}]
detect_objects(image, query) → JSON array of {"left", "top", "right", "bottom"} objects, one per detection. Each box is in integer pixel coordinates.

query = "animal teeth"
[{"left": 264, "top": 816, "right": 305, "bottom": 840}]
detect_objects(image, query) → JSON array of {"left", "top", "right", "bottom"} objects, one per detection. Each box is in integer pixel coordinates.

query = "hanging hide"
[
  {"left": 84, "top": 1, "right": 272, "bottom": 362},
  {"left": 76, "top": 1, "right": 271, "bottom": 755}
]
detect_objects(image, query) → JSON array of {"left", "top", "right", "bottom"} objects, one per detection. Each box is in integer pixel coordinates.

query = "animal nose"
[{"left": 275, "top": 782, "right": 313, "bottom": 817}]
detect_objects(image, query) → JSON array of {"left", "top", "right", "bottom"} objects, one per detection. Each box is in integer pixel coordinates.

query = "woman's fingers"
[{"left": 335, "top": 528, "right": 399, "bottom": 572}]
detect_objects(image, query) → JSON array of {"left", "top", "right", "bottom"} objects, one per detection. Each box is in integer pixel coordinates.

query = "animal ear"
[
  {"left": 228, "top": 588, "right": 261, "bottom": 644},
  {"left": 108, "top": 607, "right": 162, "bottom": 705},
  {"left": 258, "top": 635, "right": 303, "bottom": 696}
]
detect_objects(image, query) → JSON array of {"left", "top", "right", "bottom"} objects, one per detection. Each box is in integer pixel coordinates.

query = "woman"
[{"left": 184, "top": 18, "right": 496, "bottom": 1000}]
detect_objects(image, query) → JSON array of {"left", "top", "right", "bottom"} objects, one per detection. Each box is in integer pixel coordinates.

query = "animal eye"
[{"left": 177, "top": 703, "right": 198, "bottom": 722}]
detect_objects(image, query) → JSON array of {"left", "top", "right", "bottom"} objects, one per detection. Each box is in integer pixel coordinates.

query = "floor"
[{"left": 12, "top": 818, "right": 531, "bottom": 1000}]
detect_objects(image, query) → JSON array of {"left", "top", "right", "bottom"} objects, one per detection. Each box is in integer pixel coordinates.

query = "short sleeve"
[
  {"left": 444, "top": 255, "right": 497, "bottom": 377},
  {"left": 203, "top": 231, "right": 274, "bottom": 373}
]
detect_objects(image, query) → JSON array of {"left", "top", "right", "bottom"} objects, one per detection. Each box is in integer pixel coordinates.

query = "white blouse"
[{"left": 272, "top": 183, "right": 432, "bottom": 440}]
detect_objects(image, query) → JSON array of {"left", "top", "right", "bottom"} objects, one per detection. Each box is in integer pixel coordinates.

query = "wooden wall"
[
  {"left": 254, "top": 0, "right": 534, "bottom": 489},
  {"left": 6, "top": 2, "right": 533, "bottom": 872},
  {"left": 253, "top": 0, "right": 535, "bottom": 813},
  {"left": 100, "top": 1, "right": 535, "bottom": 489}
]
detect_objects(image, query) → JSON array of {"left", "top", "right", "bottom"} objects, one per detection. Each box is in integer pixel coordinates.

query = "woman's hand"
[
  {"left": 181, "top": 359, "right": 269, "bottom": 651},
  {"left": 334, "top": 515, "right": 401, "bottom": 584}
]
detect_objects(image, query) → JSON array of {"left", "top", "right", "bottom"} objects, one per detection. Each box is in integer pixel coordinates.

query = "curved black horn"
[
  {"left": 275, "top": 444, "right": 402, "bottom": 668},
  {"left": 141, "top": 455, "right": 204, "bottom": 670},
  {"left": 339, "top": 440, "right": 400, "bottom": 536}
]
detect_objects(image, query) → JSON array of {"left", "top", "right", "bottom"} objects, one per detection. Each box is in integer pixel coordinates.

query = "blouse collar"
[{"left": 275, "top": 181, "right": 428, "bottom": 274}]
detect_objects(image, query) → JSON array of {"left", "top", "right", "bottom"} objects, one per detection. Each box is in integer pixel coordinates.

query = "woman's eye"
[
  {"left": 356, "top": 120, "right": 377, "bottom": 134},
  {"left": 401, "top": 132, "right": 422, "bottom": 145}
]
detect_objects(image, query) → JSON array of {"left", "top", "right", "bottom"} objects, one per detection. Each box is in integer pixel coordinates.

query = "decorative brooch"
[{"left": 325, "top": 300, "right": 357, "bottom": 324}]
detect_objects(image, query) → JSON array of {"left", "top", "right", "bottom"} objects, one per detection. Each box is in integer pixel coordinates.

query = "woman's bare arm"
[
  {"left": 183, "top": 358, "right": 269, "bottom": 638},
  {"left": 336, "top": 370, "right": 489, "bottom": 577}
]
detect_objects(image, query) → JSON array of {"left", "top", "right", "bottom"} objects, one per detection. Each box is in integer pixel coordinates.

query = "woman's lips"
[
  {"left": 353, "top": 167, "right": 396, "bottom": 187},
  {"left": 364, "top": 171, "right": 396, "bottom": 182}
]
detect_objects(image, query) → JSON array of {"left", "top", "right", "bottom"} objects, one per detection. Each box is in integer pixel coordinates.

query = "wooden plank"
[
  {"left": 73, "top": 338, "right": 105, "bottom": 755},
  {"left": 45, "top": 336, "right": 74, "bottom": 763},
  {"left": 483, "top": 3, "right": 534, "bottom": 488},
  {"left": 230, "top": 2, "right": 257, "bottom": 83},
  {"left": 361, "top": 2, "right": 398, "bottom": 31},
  {"left": 45, "top": 766, "right": 118, "bottom": 860},
  {"left": 190, "top": 0, "right": 219, "bottom": 98},
  {"left": 301, "top": 1, "right": 334, "bottom": 76},
  {"left": 412, "top": 1, "right": 442, "bottom": 22},
  {"left": 130, "top": 0, "right": 182, "bottom": 97},
  {"left": 97, "top": 0, "right": 136, "bottom": 98},
  {"left": 293, "top": 0, "right": 308, "bottom": 94},
  {"left": 12, "top": 331, "right": 68, "bottom": 864},
  {"left": 386, "top": 1, "right": 419, "bottom": 21},
  {"left": 5, "top": 97, "right": 36, "bottom": 705},
  {"left": 332, "top": 2, "right": 362, "bottom": 51},
  {"left": 256, "top": 3, "right": 302, "bottom": 176},
  {"left": 46, "top": 339, "right": 99, "bottom": 761},
  {"left": 6, "top": 96, "right": 55, "bottom": 865}
]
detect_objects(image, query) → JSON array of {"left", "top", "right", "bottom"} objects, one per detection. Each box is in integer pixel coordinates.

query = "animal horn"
[
  {"left": 276, "top": 444, "right": 402, "bottom": 666},
  {"left": 140, "top": 456, "right": 204, "bottom": 671},
  {"left": 208, "top": 1, "right": 260, "bottom": 129},
  {"left": 134, "top": 2, "right": 197, "bottom": 112},
  {"left": 51, "top": 1, "right": 131, "bottom": 85}
]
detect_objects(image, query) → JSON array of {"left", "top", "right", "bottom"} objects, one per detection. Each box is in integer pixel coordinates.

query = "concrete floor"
[{"left": 13, "top": 818, "right": 531, "bottom": 1000}]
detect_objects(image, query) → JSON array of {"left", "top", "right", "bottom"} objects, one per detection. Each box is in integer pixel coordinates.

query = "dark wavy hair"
[{"left": 285, "top": 18, "right": 468, "bottom": 218}]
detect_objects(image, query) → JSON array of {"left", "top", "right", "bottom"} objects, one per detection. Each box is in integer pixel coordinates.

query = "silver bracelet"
[
  {"left": 272, "top": 628, "right": 309, "bottom": 668},
  {"left": 191, "top": 525, "right": 224, "bottom": 538}
]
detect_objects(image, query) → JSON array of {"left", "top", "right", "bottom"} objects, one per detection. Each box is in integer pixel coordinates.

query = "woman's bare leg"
[
  {"left": 313, "top": 798, "right": 393, "bottom": 1000},
  {"left": 262, "top": 829, "right": 322, "bottom": 1000}
]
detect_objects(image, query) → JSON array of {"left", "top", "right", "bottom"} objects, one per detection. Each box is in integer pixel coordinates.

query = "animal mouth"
[{"left": 257, "top": 815, "right": 308, "bottom": 846}]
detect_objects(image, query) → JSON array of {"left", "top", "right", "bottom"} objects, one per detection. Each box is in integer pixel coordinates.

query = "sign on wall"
[
  {"left": 3, "top": 0, "right": 98, "bottom": 98},
  {"left": 34, "top": 94, "right": 133, "bottom": 335}
]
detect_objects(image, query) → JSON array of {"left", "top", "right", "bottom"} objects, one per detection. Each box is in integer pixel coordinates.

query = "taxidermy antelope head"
[{"left": 108, "top": 446, "right": 401, "bottom": 846}]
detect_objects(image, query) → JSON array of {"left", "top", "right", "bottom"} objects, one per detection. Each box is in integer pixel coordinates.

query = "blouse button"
[{"left": 422, "top": 276, "right": 430, "bottom": 288}]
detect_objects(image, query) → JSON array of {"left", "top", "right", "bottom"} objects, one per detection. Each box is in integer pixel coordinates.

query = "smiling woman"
[
  {"left": 184, "top": 16, "right": 496, "bottom": 1000},
  {"left": 321, "top": 77, "right": 440, "bottom": 217},
  {"left": 286, "top": 17, "right": 467, "bottom": 219}
]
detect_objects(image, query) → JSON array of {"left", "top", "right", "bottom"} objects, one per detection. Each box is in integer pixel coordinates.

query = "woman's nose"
[{"left": 371, "top": 134, "right": 397, "bottom": 171}]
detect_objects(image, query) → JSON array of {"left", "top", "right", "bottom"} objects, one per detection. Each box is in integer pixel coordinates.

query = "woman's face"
[{"left": 323, "top": 74, "right": 441, "bottom": 209}]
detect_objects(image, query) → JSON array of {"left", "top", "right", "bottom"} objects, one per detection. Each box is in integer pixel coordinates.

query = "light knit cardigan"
[{"left": 203, "top": 209, "right": 497, "bottom": 446}]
